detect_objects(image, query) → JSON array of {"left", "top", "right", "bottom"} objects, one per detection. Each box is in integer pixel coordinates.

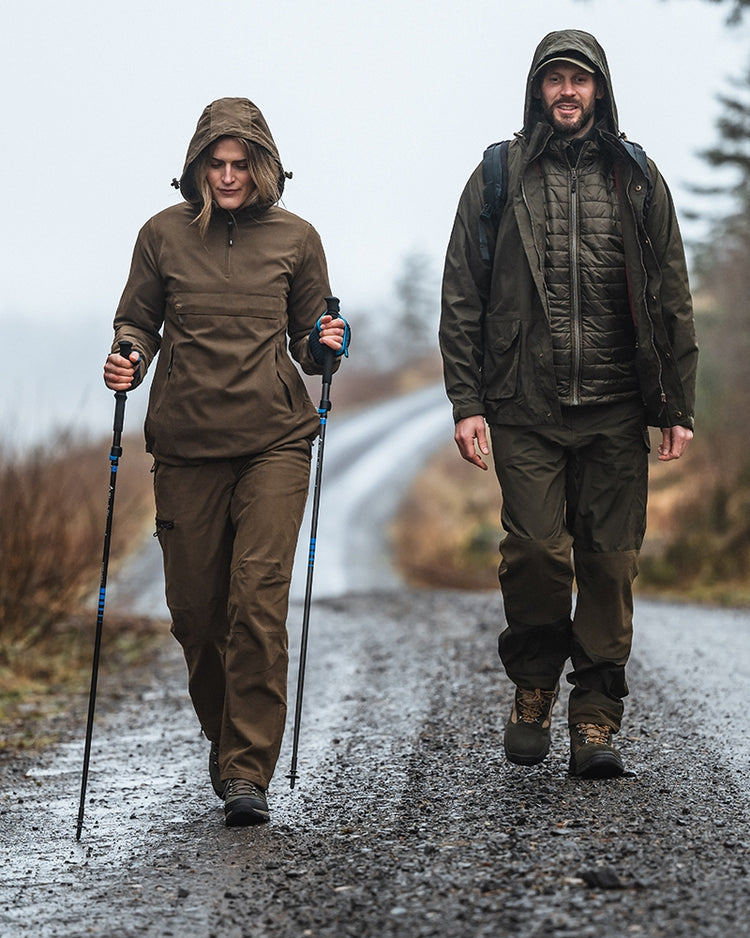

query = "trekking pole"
[
  {"left": 76, "top": 341, "right": 133, "bottom": 841},
  {"left": 288, "top": 297, "right": 340, "bottom": 789}
]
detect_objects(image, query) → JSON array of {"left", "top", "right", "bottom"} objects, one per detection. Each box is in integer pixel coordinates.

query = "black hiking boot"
[
  {"left": 569, "top": 723, "right": 624, "bottom": 779},
  {"left": 503, "top": 687, "right": 557, "bottom": 766},
  {"left": 209, "top": 741, "right": 224, "bottom": 799},
  {"left": 223, "top": 778, "right": 270, "bottom": 827}
]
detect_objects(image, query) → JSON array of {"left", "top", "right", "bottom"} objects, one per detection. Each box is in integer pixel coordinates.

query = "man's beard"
[{"left": 544, "top": 99, "right": 596, "bottom": 138}]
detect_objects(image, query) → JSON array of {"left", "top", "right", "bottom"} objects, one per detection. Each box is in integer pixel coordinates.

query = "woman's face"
[{"left": 206, "top": 137, "right": 254, "bottom": 210}]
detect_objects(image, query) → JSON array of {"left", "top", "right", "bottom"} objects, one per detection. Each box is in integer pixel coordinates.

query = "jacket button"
[{"left": 635, "top": 184, "right": 642, "bottom": 191}]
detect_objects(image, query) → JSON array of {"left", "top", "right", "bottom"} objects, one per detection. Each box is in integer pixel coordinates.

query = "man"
[{"left": 439, "top": 30, "right": 697, "bottom": 778}]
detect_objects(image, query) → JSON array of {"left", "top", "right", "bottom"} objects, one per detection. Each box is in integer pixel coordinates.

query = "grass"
[
  {"left": 392, "top": 442, "right": 502, "bottom": 590},
  {"left": 392, "top": 431, "right": 750, "bottom": 608},
  {"left": 0, "top": 432, "right": 160, "bottom": 752}
]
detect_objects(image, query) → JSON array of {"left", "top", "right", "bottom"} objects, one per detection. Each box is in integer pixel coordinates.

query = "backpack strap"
[
  {"left": 621, "top": 139, "right": 648, "bottom": 177},
  {"left": 479, "top": 139, "right": 510, "bottom": 266},
  {"left": 620, "top": 139, "right": 652, "bottom": 220}
]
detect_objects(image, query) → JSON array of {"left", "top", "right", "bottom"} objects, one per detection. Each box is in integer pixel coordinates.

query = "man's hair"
[{"left": 193, "top": 136, "right": 282, "bottom": 236}]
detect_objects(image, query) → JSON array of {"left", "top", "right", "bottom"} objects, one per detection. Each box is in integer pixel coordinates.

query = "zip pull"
[{"left": 227, "top": 218, "right": 234, "bottom": 247}]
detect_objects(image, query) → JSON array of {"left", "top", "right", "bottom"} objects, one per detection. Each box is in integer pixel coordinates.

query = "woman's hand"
[
  {"left": 317, "top": 314, "right": 346, "bottom": 352},
  {"left": 103, "top": 350, "right": 139, "bottom": 391}
]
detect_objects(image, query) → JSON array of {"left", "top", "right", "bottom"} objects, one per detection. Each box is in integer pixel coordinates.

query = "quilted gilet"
[{"left": 540, "top": 137, "right": 640, "bottom": 406}]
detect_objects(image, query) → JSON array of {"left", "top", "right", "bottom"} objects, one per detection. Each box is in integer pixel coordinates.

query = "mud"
[{"left": 1, "top": 589, "right": 748, "bottom": 938}]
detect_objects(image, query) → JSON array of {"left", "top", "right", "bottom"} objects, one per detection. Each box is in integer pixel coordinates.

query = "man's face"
[{"left": 538, "top": 63, "right": 603, "bottom": 139}]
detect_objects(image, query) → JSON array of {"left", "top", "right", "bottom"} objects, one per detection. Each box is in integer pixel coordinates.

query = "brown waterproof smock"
[{"left": 112, "top": 97, "right": 334, "bottom": 464}]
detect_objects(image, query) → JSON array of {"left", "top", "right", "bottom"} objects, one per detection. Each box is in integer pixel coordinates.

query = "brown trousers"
[
  {"left": 153, "top": 440, "right": 311, "bottom": 789},
  {"left": 490, "top": 402, "right": 649, "bottom": 731}
]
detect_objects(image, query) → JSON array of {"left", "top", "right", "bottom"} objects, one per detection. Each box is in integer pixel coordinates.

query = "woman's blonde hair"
[{"left": 193, "top": 136, "right": 282, "bottom": 236}]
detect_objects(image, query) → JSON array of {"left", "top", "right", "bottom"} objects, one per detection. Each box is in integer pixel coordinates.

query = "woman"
[{"left": 104, "top": 97, "right": 349, "bottom": 827}]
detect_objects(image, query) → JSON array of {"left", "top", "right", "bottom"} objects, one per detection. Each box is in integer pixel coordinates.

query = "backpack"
[{"left": 477, "top": 137, "right": 650, "bottom": 266}]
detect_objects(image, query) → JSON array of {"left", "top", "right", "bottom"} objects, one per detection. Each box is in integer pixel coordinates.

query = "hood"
[
  {"left": 522, "top": 29, "right": 619, "bottom": 136},
  {"left": 176, "top": 97, "right": 287, "bottom": 206}
]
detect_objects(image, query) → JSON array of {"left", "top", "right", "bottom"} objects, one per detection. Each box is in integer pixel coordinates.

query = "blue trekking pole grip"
[{"left": 321, "top": 295, "right": 340, "bottom": 389}]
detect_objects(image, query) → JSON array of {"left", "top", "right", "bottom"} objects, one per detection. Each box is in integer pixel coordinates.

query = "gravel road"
[{"left": 1, "top": 388, "right": 748, "bottom": 938}]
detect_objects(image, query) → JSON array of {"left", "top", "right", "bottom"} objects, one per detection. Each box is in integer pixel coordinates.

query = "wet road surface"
[{"left": 1, "top": 387, "right": 748, "bottom": 937}]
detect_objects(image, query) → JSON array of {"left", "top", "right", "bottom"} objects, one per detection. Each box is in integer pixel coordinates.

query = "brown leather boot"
[
  {"left": 503, "top": 687, "right": 557, "bottom": 766},
  {"left": 569, "top": 723, "right": 624, "bottom": 778}
]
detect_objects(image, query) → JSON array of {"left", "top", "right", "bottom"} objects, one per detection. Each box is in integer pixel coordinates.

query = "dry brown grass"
[
  {"left": 392, "top": 442, "right": 502, "bottom": 591},
  {"left": 391, "top": 429, "right": 749, "bottom": 605},
  {"left": 302, "top": 353, "right": 444, "bottom": 412},
  {"left": 0, "top": 432, "right": 157, "bottom": 739}
]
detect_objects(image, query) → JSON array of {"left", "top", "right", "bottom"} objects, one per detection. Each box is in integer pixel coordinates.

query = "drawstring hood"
[{"left": 173, "top": 97, "right": 288, "bottom": 211}]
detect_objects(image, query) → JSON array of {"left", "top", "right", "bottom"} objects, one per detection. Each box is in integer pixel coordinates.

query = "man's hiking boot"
[
  {"left": 504, "top": 687, "right": 557, "bottom": 766},
  {"left": 569, "top": 723, "right": 624, "bottom": 779},
  {"left": 223, "top": 778, "right": 270, "bottom": 827},
  {"left": 208, "top": 742, "right": 224, "bottom": 799}
]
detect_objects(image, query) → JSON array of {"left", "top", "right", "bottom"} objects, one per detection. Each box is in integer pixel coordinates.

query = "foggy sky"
[{"left": 1, "top": 0, "right": 745, "bottom": 444}]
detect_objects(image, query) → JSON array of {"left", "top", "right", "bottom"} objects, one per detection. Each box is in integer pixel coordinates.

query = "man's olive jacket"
[{"left": 440, "top": 29, "right": 697, "bottom": 431}]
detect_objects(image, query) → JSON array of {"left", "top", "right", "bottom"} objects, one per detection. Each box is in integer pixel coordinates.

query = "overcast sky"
[{"left": 1, "top": 0, "right": 747, "bottom": 444}]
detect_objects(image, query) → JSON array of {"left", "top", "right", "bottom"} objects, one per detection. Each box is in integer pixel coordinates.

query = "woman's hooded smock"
[{"left": 113, "top": 97, "right": 332, "bottom": 464}]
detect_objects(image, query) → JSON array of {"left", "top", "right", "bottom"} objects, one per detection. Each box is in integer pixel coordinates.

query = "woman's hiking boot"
[
  {"left": 223, "top": 778, "right": 270, "bottom": 827},
  {"left": 503, "top": 687, "right": 557, "bottom": 766},
  {"left": 569, "top": 723, "right": 624, "bottom": 778}
]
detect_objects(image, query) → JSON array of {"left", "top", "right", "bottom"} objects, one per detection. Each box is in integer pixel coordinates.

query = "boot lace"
[
  {"left": 224, "top": 778, "right": 264, "bottom": 799},
  {"left": 516, "top": 688, "right": 556, "bottom": 724},
  {"left": 575, "top": 723, "right": 612, "bottom": 745}
]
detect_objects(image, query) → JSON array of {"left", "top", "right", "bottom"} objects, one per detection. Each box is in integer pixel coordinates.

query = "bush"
[{"left": 0, "top": 434, "right": 154, "bottom": 674}]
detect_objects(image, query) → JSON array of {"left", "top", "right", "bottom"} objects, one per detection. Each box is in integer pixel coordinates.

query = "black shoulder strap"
[
  {"left": 479, "top": 139, "right": 510, "bottom": 266},
  {"left": 620, "top": 139, "right": 652, "bottom": 220},
  {"left": 620, "top": 139, "right": 648, "bottom": 177}
]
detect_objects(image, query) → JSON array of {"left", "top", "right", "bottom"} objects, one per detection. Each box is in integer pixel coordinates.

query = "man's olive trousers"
[
  {"left": 153, "top": 440, "right": 311, "bottom": 790},
  {"left": 490, "top": 402, "right": 649, "bottom": 731}
]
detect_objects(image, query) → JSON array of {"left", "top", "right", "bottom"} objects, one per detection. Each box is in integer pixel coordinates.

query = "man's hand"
[
  {"left": 454, "top": 415, "right": 490, "bottom": 470},
  {"left": 658, "top": 425, "right": 693, "bottom": 462}
]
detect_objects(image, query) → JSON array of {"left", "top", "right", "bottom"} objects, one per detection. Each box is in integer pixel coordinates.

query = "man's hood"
[
  {"left": 523, "top": 29, "right": 619, "bottom": 135},
  {"left": 177, "top": 97, "right": 286, "bottom": 206}
]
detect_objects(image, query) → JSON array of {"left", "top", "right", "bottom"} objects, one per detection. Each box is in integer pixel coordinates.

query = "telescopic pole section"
[
  {"left": 288, "top": 297, "right": 340, "bottom": 789},
  {"left": 76, "top": 341, "right": 133, "bottom": 840}
]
